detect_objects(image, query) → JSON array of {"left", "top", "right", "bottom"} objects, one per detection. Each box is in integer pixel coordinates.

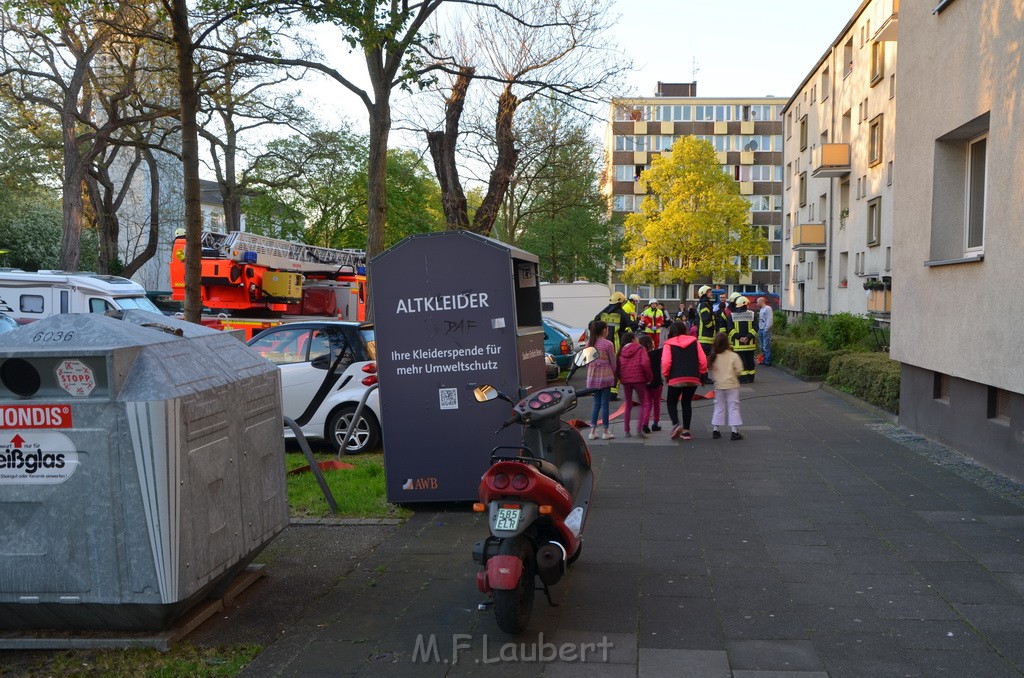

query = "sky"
[{"left": 299, "top": 0, "right": 865, "bottom": 142}]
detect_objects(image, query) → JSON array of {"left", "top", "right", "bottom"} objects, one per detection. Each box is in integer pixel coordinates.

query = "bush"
[
  {"left": 827, "top": 352, "right": 901, "bottom": 413},
  {"left": 771, "top": 336, "right": 847, "bottom": 378},
  {"left": 819, "top": 313, "right": 872, "bottom": 351},
  {"left": 787, "top": 312, "right": 825, "bottom": 340},
  {"left": 772, "top": 309, "right": 788, "bottom": 332}
]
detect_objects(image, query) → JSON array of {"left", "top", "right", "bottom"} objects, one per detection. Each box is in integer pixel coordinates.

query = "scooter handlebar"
[{"left": 573, "top": 387, "right": 600, "bottom": 398}]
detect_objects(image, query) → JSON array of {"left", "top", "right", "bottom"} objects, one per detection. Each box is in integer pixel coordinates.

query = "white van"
[
  {"left": 539, "top": 282, "right": 612, "bottom": 329},
  {"left": 0, "top": 270, "right": 160, "bottom": 323}
]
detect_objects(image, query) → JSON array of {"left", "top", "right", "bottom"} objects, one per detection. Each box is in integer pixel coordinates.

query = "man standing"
[
  {"left": 729, "top": 296, "right": 758, "bottom": 383},
  {"left": 640, "top": 298, "right": 666, "bottom": 347},
  {"left": 757, "top": 296, "right": 774, "bottom": 366},
  {"left": 696, "top": 286, "right": 716, "bottom": 358},
  {"left": 623, "top": 293, "right": 641, "bottom": 325}
]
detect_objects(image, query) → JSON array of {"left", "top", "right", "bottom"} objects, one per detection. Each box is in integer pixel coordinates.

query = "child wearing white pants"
[{"left": 707, "top": 333, "right": 745, "bottom": 440}]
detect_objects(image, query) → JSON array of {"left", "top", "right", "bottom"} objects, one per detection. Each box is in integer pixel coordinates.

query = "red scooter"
[{"left": 471, "top": 349, "right": 597, "bottom": 634}]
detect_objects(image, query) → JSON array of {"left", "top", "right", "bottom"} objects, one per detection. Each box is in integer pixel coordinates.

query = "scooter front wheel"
[{"left": 493, "top": 536, "right": 535, "bottom": 634}]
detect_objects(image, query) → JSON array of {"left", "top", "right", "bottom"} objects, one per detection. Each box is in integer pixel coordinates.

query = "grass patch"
[
  {"left": 286, "top": 451, "right": 411, "bottom": 520},
  {"left": 9, "top": 643, "right": 260, "bottom": 678}
]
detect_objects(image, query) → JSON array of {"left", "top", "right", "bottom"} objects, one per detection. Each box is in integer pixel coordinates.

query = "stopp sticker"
[
  {"left": 55, "top": 360, "right": 96, "bottom": 397},
  {"left": 0, "top": 431, "right": 79, "bottom": 484}
]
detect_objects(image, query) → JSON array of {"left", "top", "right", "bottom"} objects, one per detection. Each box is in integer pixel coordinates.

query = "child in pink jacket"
[{"left": 616, "top": 331, "right": 652, "bottom": 438}]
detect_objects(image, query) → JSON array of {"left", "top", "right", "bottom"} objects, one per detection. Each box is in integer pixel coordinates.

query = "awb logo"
[{"left": 403, "top": 477, "right": 439, "bottom": 490}]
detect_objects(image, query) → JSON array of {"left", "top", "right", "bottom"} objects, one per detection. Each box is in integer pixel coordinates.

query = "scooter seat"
[{"left": 535, "top": 459, "right": 564, "bottom": 485}]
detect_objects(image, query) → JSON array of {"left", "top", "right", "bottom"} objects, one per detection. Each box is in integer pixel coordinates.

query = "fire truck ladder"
[{"left": 200, "top": 231, "right": 366, "bottom": 273}]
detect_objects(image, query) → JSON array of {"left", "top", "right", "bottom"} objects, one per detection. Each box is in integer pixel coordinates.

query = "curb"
[
  {"left": 820, "top": 382, "right": 898, "bottom": 424},
  {"left": 288, "top": 517, "right": 406, "bottom": 526}
]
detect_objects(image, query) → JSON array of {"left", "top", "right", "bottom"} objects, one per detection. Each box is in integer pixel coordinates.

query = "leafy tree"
[
  {"left": 621, "top": 136, "right": 769, "bottom": 290},
  {"left": 244, "top": 127, "right": 443, "bottom": 249},
  {"left": 497, "top": 99, "right": 611, "bottom": 282},
  {"left": 0, "top": 186, "right": 98, "bottom": 272}
]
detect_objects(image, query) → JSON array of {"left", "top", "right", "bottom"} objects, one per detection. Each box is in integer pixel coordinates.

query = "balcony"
[
  {"left": 873, "top": 0, "right": 898, "bottom": 42},
  {"left": 792, "top": 223, "right": 826, "bottom": 251},
  {"left": 812, "top": 143, "right": 851, "bottom": 178}
]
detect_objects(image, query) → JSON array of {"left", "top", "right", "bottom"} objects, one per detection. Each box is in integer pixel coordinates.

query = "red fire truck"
[{"left": 170, "top": 231, "right": 367, "bottom": 339}]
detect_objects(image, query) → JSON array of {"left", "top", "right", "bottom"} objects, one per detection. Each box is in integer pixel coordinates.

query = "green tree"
[
  {"left": 622, "top": 136, "right": 769, "bottom": 289},
  {"left": 499, "top": 100, "right": 611, "bottom": 282},
  {"left": 245, "top": 127, "right": 443, "bottom": 249}
]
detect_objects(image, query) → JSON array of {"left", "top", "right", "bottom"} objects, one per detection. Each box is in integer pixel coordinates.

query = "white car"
[
  {"left": 247, "top": 321, "right": 381, "bottom": 454},
  {"left": 544, "top": 316, "right": 588, "bottom": 352}
]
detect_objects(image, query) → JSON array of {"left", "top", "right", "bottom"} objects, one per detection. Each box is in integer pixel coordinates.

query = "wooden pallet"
[{"left": 0, "top": 564, "right": 265, "bottom": 651}]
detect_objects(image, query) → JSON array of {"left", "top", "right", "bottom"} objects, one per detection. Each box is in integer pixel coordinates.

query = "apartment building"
[
  {"left": 890, "top": 0, "right": 1024, "bottom": 479},
  {"left": 606, "top": 82, "right": 784, "bottom": 304},
  {"left": 780, "top": 0, "right": 898, "bottom": 318}
]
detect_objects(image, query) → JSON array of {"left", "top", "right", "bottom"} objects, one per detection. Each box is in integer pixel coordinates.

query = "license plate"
[{"left": 494, "top": 507, "right": 521, "bottom": 531}]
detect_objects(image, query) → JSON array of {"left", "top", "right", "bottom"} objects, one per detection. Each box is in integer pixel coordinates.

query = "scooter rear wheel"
[{"left": 493, "top": 536, "right": 535, "bottom": 634}]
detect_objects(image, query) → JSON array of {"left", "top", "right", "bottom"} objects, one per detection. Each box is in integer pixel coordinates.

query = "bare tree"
[
  {"left": 196, "top": 19, "right": 315, "bottom": 232},
  {"left": 0, "top": 2, "right": 171, "bottom": 271},
  {"left": 423, "top": 0, "right": 628, "bottom": 236}
]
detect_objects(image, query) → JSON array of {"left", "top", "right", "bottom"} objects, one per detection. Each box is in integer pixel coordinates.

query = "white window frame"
[{"left": 964, "top": 133, "right": 987, "bottom": 253}]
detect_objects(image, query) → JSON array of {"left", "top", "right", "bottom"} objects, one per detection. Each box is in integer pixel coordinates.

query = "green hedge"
[
  {"left": 772, "top": 336, "right": 847, "bottom": 378},
  {"left": 827, "top": 352, "right": 901, "bottom": 414}
]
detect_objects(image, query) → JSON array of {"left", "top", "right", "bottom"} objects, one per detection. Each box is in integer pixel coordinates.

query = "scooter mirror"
[
  {"left": 473, "top": 385, "right": 499, "bottom": 402},
  {"left": 573, "top": 346, "right": 599, "bottom": 367}
]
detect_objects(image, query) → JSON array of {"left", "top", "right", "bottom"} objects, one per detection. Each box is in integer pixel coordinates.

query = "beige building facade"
[
  {"left": 606, "top": 83, "right": 784, "bottom": 305},
  {"left": 890, "top": 0, "right": 1023, "bottom": 479},
  {"left": 780, "top": 0, "right": 899, "bottom": 318}
]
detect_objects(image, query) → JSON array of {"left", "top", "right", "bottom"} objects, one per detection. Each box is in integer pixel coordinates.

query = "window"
[
  {"left": 785, "top": 163, "right": 792, "bottom": 188},
  {"left": 817, "top": 257, "right": 826, "bottom": 289},
  {"left": 933, "top": 372, "right": 950, "bottom": 402},
  {"left": 869, "top": 115, "right": 884, "bottom": 166},
  {"left": 89, "top": 298, "right": 115, "bottom": 313},
  {"left": 930, "top": 114, "right": 989, "bottom": 262},
  {"left": 966, "top": 134, "right": 987, "bottom": 251},
  {"left": 20, "top": 294, "right": 44, "bottom": 314},
  {"left": 613, "top": 195, "right": 644, "bottom": 212},
  {"left": 786, "top": 112, "right": 792, "bottom": 139},
  {"left": 751, "top": 256, "right": 770, "bottom": 271},
  {"left": 799, "top": 172, "right": 807, "bottom": 207},
  {"left": 799, "top": 116, "right": 808, "bottom": 151},
  {"left": 887, "top": 161, "right": 894, "bottom": 186},
  {"left": 885, "top": 246, "right": 891, "bottom": 271},
  {"left": 843, "top": 38, "right": 854, "bottom": 77},
  {"left": 821, "top": 67, "right": 830, "bottom": 99},
  {"left": 771, "top": 255, "right": 781, "bottom": 271},
  {"left": 867, "top": 197, "right": 881, "bottom": 246},
  {"left": 870, "top": 42, "right": 884, "bottom": 85},
  {"left": 988, "top": 387, "right": 1011, "bottom": 422},
  {"left": 784, "top": 264, "right": 791, "bottom": 288},
  {"left": 889, "top": 74, "right": 896, "bottom": 99}
]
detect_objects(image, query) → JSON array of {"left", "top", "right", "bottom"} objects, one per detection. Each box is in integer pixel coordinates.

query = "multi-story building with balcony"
[
  {"left": 605, "top": 82, "right": 785, "bottom": 305},
  {"left": 780, "top": 0, "right": 899, "bottom": 318},
  {"left": 891, "top": 0, "right": 1023, "bottom": 478}
]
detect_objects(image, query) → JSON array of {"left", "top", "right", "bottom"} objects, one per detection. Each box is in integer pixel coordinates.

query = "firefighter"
[
  {"left": 718, "top": 291, "right": 742, "bottom": 334},
  {"left": 696, "top": 285, "right": 717, "bottom": 358},
  {"left": 623, "top": 293, "right": 641, "bottom": 324},
  {"left": 595, "top": 291, "right": 636, "bottom": 398},
  {"left": 728, "top": 296, "right": 759, "bottom": 383},
  {"left": 640, "top": 298, "right": 667, "bottom": 348}
]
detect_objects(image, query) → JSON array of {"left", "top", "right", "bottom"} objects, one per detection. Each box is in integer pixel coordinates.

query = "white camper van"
[
  {"left": 0, "top": 270, "right": 160, "bottom": 323},
  {"left": 539, "top": 282, "right": 611, "bottom": 329}
]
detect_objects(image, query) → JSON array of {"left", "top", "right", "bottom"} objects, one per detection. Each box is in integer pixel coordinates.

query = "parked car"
[
  {"left": 544, "top": 316, "right": 588, "bottom": 352},
  {"left": 545, "top": 353, "right": 560, "bottom": 382},
  {"left": 247, "top": 321, "right": 381, "bottom": 454},
  {"left": 0, "top": 312, "right": 17, "bottom": 334},
  {"left": 542, "top": 318, "right": 576, "bottom": 371}
]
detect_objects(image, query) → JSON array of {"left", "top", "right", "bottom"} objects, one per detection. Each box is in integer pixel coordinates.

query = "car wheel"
[{"left": 327, "top": 405, "right": 381, "bottom": 455}]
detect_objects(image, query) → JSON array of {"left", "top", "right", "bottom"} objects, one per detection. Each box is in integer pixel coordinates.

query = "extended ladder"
[{"left": 198, "top": 231, "right": 365, "bottom": 273}]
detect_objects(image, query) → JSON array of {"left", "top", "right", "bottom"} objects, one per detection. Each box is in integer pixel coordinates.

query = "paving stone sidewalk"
[{"left": 238, "top": 366, "right": 1024, "bottom": 677}]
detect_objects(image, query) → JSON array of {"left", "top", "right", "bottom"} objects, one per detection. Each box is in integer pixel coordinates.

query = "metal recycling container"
[
  {"left": 0, "top": 310, "right": 287, "bottom": 630},
  {"left": 371, "top": 231, "right": 546, "bottom": 503}
]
